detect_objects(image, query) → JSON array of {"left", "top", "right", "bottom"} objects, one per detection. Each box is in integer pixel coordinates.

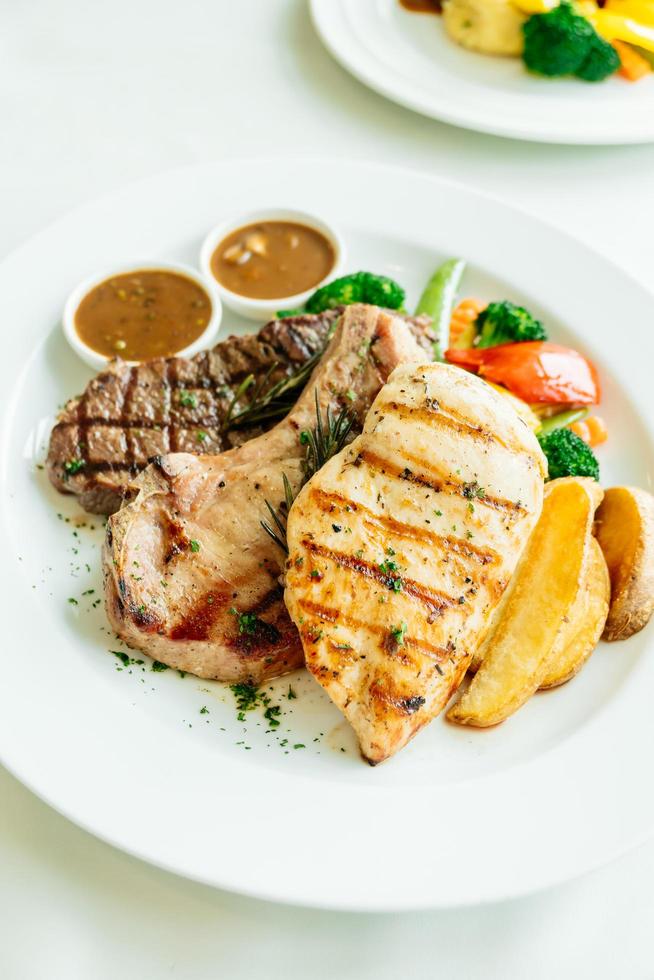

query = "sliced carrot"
[
  {"left": 570, "top": 415, "right": 608, "bottom": 447},
  {"left": 449, "top": 298, "right": 485, "bottom": 350},
  {"left": 613, "top": 40, "right": 652, "bottom": 80}
]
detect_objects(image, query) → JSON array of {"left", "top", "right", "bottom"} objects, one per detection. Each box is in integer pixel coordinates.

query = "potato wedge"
[
  {"left": 467, "top": 476, "right": 603, "bottom": 676},
  {"left": 539, "top": 537, "right": 610, "bottom": 689},
  {"left": 545, "top": 475, "right": 604, "bottom": 511},
  {"left": 447, "top": 478, "right": 596, "bottom": 727},
  {"left": 595, "top": 486, "right": 654, "bottom": 641}
]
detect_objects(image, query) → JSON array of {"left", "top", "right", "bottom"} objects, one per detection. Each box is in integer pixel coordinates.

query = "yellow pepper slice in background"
[
  {"left": 510, "top": 0, "right": 557, "bottom": 12},
  {"left": 592, "top": 10, "right": 654, "bottom": 49},
  {"left": 605, "top": 0, "right": 654, "bottom": 26}
]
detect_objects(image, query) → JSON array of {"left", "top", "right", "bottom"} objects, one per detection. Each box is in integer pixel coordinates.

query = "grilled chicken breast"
[
  {"left": 103, "top": 306, "right": 425, "bottom": 683},
  {"left": 284, "top": 361, "right": 546, "bottom": 763}
]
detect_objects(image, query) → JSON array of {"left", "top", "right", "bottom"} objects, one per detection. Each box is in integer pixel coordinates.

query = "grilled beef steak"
[
  {"left": 103, "top": 306, "right": 425, "bottom": 683},
  {"left": 48, "top": 309, "right": 434, "bottom": 515}
]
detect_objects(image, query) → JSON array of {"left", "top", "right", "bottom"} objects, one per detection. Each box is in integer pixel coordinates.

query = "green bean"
[
  {"left": 415, "top": 258, "right": 466, "bottom": 361},
  {"left": 537, "top": 408, "right": 588, "bottom": 437}
]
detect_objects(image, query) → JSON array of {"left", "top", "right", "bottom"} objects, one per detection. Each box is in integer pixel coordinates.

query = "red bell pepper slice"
[{"left": 445, "top": 342, "right": 600, "bottom": 405}]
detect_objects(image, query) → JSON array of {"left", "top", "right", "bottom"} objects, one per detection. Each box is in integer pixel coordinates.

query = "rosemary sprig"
[
  {"left": 262, "top": 473, "right": 296, "bottom": 552},
  {"left": 261, "top": 392, "right": 355, "bottom": 552},
  {"left": 300, "top": 391, "right": 355, "bottom": 478},
  {"left": 220, "top": 350, "right": 323, "bottom": 432}
]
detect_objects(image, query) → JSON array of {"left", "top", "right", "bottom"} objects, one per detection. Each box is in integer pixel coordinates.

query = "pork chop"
[
  {"left": 48, "top": 309, "right": 435, "bottom": 515},
  {"left": 283, "top": 361, "right": 546, "bottom": 763},
  {"left": 103, "top": 306, "right": 425, "bottom": 683}
]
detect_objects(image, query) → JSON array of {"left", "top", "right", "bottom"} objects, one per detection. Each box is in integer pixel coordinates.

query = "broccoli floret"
[
  {"left": 537, "top": 427, "right": 600, "bottom": 481},
  {"left": 522, "top": 1, "right": 619, "bottom": 82},
  {"left": 475, "top": 300, "right": 547, "bottom": 348},
  {"left": 575, "top": 33, "right": 621, "bottom": 81},
  {"left": 305, "top": 272, "right": 405, "bottom": 315},
  {"left": 276, "top": 308, "right": 304, "bottom": 318}
]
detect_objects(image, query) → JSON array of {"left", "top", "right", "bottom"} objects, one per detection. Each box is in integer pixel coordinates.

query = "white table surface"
[{"left": 2, "top": 1, "right": 654, "bottom": 977}]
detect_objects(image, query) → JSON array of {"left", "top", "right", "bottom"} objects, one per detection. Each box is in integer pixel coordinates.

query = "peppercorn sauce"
[{"left": 74, "top": 269, "right": 212, "bottom": 360}]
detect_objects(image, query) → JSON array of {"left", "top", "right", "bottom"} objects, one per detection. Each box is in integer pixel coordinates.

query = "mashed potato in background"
[{"left": 442, "top": 0, "right": 527, "bottom": 56}]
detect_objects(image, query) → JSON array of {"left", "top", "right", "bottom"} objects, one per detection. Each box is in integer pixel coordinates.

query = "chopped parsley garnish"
[
  {"left": 229, "top": 682, "right": 284, "bottom": 727},
  {"left": 462, "top": 481, "right": 485, "bottom": 500},
  {"left": 229, "top": 608, "right": 259, "bottom": 634},
  {"left": 63, "top": 458, "right": 85, "bottom": 476},
  {"left": 434, "top": 509, "right": 443, "bottom": 517},
  {"left": 390, "top": 622, "right": 408, "bottom": 646},
  {"left": 151, "top": 660, "right": 169, "bottom": 672},
  {"left": 67, "top": 597, "right": 78, "bottom": 605},
  {"left": 378, "top": 557, "right": 403, "bottom": 592},
  {"left": 310, "top": 569, "right": 322, "bottom": 579},
  {"left": 179, "top": 390, "right": 198, "bottom": 408},
  {"left": 200, "top": 706, "right": 209, "bottom": 714},
  {"left": 189, "top": 539, "right": 200, "bottom": 553},
  {"left": 230, "top": 682, "right": 261, "bottom": 720},
  {"left": 293, "top": 743, "right": 306, "bottom": 750},
  {"left": 264, "top": 705, "right": 281, "bottom": 728},
  {"left": 287, "top": 686, "right": 297, "bottom": 699}
]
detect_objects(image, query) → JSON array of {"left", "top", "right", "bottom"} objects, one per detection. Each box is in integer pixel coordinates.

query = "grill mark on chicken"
[
  {"left": 374, "top": 399, "right": 536, "bottom": 458},
  {"left": 296, "top": 598, "right": 451, "bottom": 662},
  {"left": 302, "top": 539, "right": 458, "bottom": 617},
  {"left": 356, "top": 449, "right": 523, "bottom": 515},
  {"left": 309, "top": 488, "right": 500, "bottom": 567},
  {"left": 368, "top": 681, "right": 426, "bottom": 716}
]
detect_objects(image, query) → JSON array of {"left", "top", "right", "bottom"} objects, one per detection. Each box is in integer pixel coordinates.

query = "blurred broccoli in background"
[
  {"left": 475, "top": 300, "right": 547, "bottom": 348},
  {"left": 522, "top": 1, "right": 620, "bottom": 82},
  {"left": 538, "top": 427, "right": 600, "bottom": 481},
  {"left": 305, "top": 271, "right": 405, "bottom": 315}
]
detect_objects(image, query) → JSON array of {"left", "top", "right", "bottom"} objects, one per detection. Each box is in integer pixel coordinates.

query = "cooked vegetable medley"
[{"left": 404, "top": 0, "right": 654, "bottom": 84}]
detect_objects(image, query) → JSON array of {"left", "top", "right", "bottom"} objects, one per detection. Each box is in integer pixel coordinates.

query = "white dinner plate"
[
  {"left": 311, "top": 0, "right": 654, "bottom": 144},
  {"left": 1, "top": 159, "right": 653, "bottom": 911}
]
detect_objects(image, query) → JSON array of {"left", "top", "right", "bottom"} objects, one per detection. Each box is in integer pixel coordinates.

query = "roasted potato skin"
[{"left": 595, "top": 486, "right": 654, "bottom": 642}]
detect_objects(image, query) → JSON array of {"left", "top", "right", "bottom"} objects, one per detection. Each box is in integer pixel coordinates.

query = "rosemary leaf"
[
  {"left": 261, "top": 393, "right": 354, "bottom": 552},
  {"left": 222, "top": 350, "right": 323, "bottom": 432}
]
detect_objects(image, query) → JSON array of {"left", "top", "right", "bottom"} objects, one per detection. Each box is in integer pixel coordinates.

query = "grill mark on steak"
[{"left": 47, "top": 308, "right": 435, "bottom": 515}]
